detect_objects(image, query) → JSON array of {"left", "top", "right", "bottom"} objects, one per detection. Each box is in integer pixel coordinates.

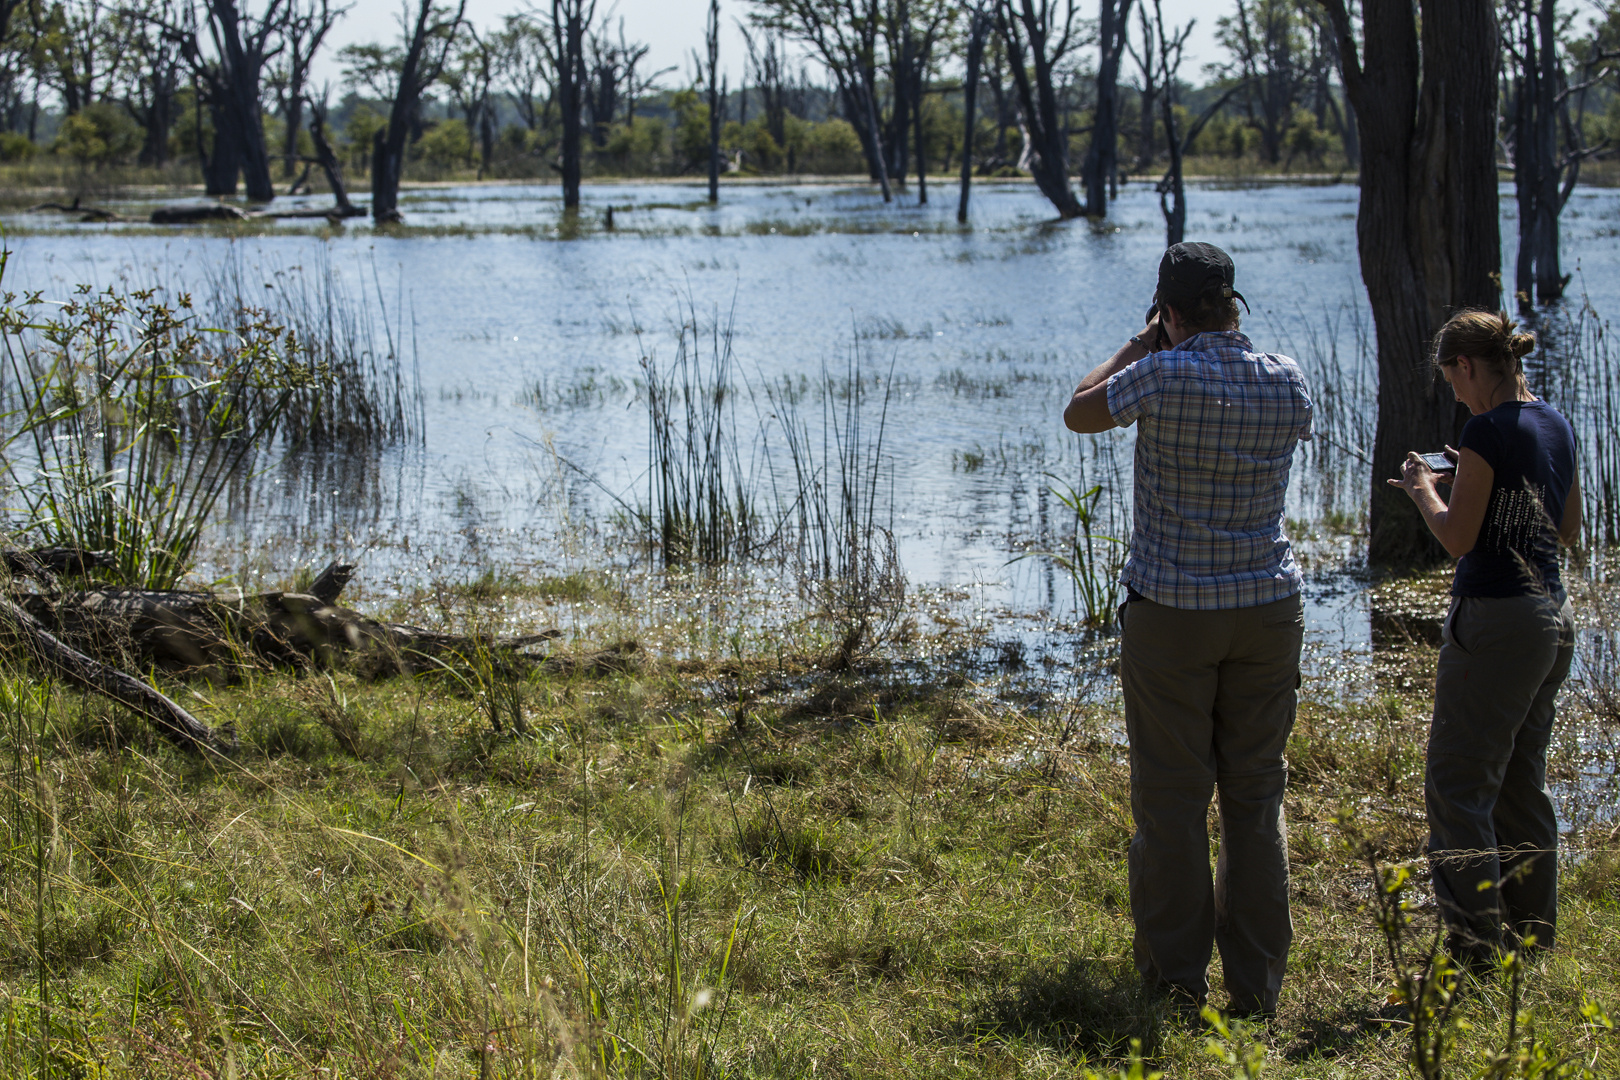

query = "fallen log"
[
  {"left": 0, "top": 595, "right": 234, "bottom": 755},
  {"left": 28, "top": 198, "right": 123, "bottom": 222},
  {"left": 256, "top": 204, "right": 367, "bottom": 221},
  {"left": 17, "top": 560, "right": 562, "bottom": 681},
  {"left": 150, "top": 204, "right": 253, "bottom": 224}
]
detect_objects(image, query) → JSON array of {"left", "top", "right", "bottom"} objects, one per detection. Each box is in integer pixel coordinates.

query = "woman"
[{"left": 1388, "top": 309, "right": 1581, "bottom": 967}]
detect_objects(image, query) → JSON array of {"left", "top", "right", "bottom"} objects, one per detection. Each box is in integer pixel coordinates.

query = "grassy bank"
[{"left": 1, "top": 567, "right": 1616, "bottom": 1079}]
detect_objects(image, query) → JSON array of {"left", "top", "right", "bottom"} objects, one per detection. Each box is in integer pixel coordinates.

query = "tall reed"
[
  {"left": 637, "top": 299, "right": 757, "bottom": 566},
  {"left": 767, "top": 341, "right": 904, "bottom": 664},
  {"left": 196, "top": 245, "right": 424, "bottom": 450}
]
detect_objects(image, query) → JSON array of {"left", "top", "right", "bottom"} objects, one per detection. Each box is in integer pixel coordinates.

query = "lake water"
[{"left": 6, "top": 178, "right": 1620, "bottom": 670}]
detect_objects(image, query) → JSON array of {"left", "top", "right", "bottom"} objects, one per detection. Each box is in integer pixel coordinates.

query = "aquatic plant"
[
  {"left": 767, "top": 341, "right": 905, "bottom": 667},
  {"left": 637, "top": 298, "right": 758, "bottom": 566},
  {"left": 0, "top": 250, "right": 319, "bottom": 588}
]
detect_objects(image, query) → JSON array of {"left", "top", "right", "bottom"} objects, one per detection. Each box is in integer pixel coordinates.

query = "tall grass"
[
  {"left": 0, "top": 250, "right": 316, "bottom": 588},
  {"left": 767, "top": 342, "right": 904, "bottom": 664},
  {"left": 637, "top": 300, "right": 757, "bottom": 566},
  {"left": 1529, "top": 295, "right": 1620, "bottom": 551},
  {"left": 195, "top": 245, "right": 424, "bottom": 450}
]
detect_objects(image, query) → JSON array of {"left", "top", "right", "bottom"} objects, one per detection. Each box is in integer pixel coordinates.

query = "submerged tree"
[
  {"left": 957, "top": 4, "right": 990, "bottom": 222},
  {"left": 551, "top": 0, "right": 595, "bottom": 209},
  {"left": 1079, "top": 0, "right": 1134, "bottom": 217},
  {"left": 702, "top": 0, "right": 721, "bottom": 203},
  {"left": 1502, "top": 0, "right": 1617, "bottom": 309},
  {"left": 355, "top": 0, "right": 467, "bottom": 223},
  {"left": 993, "top": 0, "right": 1085, "bottom": 219},
  {"left": 1320, "top": 0, "right": 1503, "bottom": 567}
]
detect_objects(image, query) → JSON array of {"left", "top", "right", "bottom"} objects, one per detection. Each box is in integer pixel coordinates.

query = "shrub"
[
  {"left": 0, "top": 255, "right": 322, "bottom": 588},
  {"left": 801, "top": 118, "right": 864, "bottom": 174},
  {"left": 52, "top": 103, "right": 142, "bottom": 168},
  {"left": 0, "top": 132, "right": 37, "bottom": 162},
  {"left": 416, "top": 118, "right": 471, "bottom": 169}
]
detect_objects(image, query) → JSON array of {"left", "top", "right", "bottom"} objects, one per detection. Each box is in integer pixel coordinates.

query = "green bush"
[
  {"left": 801, "top": 118, "right": 865, "bottom": 174},
  {"left": 52, "top": 103, "right": 142, "bottom": 168},
  {"left": 0, "top": 132, "right": 37, "bottom": 162},
  {"left": 416, "top": 117, "right": 471, "bottom": 169}
]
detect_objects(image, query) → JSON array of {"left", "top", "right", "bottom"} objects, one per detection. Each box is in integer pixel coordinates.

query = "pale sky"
[{"left": 312, "top": 0, "right": 1224, "bottom": 100}]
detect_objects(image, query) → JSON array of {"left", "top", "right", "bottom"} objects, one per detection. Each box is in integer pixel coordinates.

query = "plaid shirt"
[{"left": 1106, "top": 330, "right": 1313, "bottom": 610}]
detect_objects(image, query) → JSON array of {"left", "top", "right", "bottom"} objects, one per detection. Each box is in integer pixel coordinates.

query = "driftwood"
[
  {"left": 9, "top": 557, "right": 561, "bottom": 681},
  {"left": 150, "top": 203, "right": 254, "bottom": 224},
  {"left": 148, "top": 201, "right": 363, "bottom": 226},
  {"left": 28, "top": 197, "right": 123, "bottom": 222},
  {"left": 0, "top": 595, "right": 234, "bottom": 755}
]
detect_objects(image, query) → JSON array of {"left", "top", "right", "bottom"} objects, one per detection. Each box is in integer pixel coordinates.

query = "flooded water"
[{"left": 6, "top": 178, "right": 1620, "bottom": 665}]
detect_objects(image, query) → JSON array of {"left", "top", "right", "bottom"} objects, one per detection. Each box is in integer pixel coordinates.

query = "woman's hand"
[
  {"left": 1387, "top": 445, "right": 1494, "bottom": 559},
  {"left": 1387, "top": 451, "right": 1445, "bottom": 498}
]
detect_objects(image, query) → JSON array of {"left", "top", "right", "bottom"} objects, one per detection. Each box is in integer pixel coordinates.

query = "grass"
[{"left": 0, "top": 568, "right": 1617, "bottom": 1079}]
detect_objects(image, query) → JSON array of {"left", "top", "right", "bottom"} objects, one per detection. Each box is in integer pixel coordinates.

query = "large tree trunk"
[
  {"left": 998, "top": 2, "right": 1084, "bottom": 220},
  {"left": 203, "top": 97, "right": 241, "bottom": 196},
  {"left": 1081, "top": 0, "right": 1133, "bottom": 217},
  {"left": 560, "top": 11, "right": 584, "bottom": 209},
  {"left": 1323, "top": 0, "right": 1502, "bottom": 568},
  {"left": 958, "top": 12, "right": 987, "bottom": 223}
]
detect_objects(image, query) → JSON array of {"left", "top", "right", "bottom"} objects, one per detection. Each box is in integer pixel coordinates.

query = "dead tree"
[
  {"left": 703, "top": 0, "right": 721, "bottom": 202},
  {"left": 1320, "top": 0, "right": 1504, "bottom": 567},
  {"left": 271, "top": 0, "right": 345, "bottom": 180},
  {"left": 551, "top": 0, "right": 595, "bottom": 210},
  {"left": 1503, "top": 0, "right": 1616, "bottom": 309},
  {"left": 750, "top": 0, "right": 892, "bottom": 200},
  {"left": 305, "top": 92, "right": 362, "bottom": 214},
  {"left": 958, "top": 6, "right": 990, "bottom": 222},
  {"left": 161, "top": 0, "right": 292, "bottom": 200},
  {"left": 742, "top": 22, "right": 789, "bottom": 154},
  {"left": 370, "top": 0, "right": 467, "bottom": 224},
  {"left": 1080, "top": 0, "right": 1134, "bottom": 217},
  {"left": 994, "top": 0, "right": 1084, "bottom": 219}
]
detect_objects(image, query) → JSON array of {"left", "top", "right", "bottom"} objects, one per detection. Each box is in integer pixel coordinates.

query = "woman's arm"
[
  {"left": 1560, "top": 476, "right": 1583, "bottom": 547},
  {"left": 1386, "top": 446, "right": 1493, "bottom": 559}
]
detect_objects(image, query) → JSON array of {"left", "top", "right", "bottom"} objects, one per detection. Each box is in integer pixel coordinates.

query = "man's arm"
[{"left": 1064, "top": 329, "right": 1155, "bottom": 434}]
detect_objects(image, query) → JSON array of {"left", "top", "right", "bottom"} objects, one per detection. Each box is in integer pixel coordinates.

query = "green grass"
[{"left": 0, "top": 583, "right": 1616, "bottom": 1079}]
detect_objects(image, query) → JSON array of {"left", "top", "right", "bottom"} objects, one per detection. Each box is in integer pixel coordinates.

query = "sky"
[{"left": 312, "top": 0, "right": 1225, "bottom": 101}]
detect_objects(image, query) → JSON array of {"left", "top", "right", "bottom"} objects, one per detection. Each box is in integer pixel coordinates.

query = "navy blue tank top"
[{"left": 1452, "top": 400, "right": 1576, "bottom": 601}]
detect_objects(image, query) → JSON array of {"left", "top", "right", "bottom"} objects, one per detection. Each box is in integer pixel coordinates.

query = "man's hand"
[{"left": 1064, "top": 320, "right": 1159, "bottom": 434}]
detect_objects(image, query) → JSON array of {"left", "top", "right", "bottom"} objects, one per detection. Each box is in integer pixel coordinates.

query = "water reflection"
[{"left": 5, "top": 179, "right": 1620, "bottom": 659}]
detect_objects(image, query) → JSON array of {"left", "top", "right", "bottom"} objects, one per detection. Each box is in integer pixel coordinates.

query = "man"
[{"left": 1064, "top": 242, "right": 1313, "bottom": 1018}]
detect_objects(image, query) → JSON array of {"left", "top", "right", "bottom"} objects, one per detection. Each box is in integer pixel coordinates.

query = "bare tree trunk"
[
  {"left": 1082, "top": 0, "right": 1134, "bottom": 217},
  {"left": 1321, "top": 0, "right": 1502, "bottom": 567},
  {"left": 862, "top": 75, "right": 893, "bottom": 202},
  {"left": 204, "top": 95, "right": 241, "bottom": 195},
  {"left": 1158, "top": 94, "right": 1184, "bottom": 244},
  {"left": 551, "top": 0, "right": 596, "bottom": 210},
  {"left": 705, "top": 0, "right": 720, "bottom": 204},
  {"left": 307, "top": 96, "right": 359, "bottom": 214},
  {"left": 958, "top": 10, "right": 988, "bottom": 223},
  {"left": 996, "top": 0, "right": 1084, "bottom": 219}
]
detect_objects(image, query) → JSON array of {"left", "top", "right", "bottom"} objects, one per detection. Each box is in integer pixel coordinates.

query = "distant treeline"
[{"left": 0, "top": 0, "right": 1617, "bottom": 192}]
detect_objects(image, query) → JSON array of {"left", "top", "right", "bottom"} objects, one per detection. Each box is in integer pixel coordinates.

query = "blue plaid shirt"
[{"left": 1105, "top": 330, "right": 1313, "bottom": 610}]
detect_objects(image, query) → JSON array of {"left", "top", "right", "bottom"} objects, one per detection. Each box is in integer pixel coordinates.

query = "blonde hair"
[{"left": 1433, "top": 309, "right": 1534, "bottom": 395}]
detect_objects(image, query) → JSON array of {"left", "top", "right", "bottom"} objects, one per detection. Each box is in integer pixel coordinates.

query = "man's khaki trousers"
[{"left": 1119, "top": 593, "right": 1303, "bottom": 1014}]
